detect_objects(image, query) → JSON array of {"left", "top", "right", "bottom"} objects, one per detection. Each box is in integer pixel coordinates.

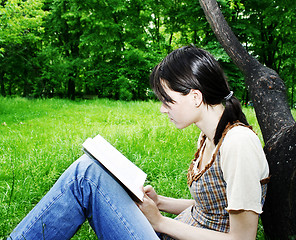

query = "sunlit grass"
[
  {"left": 0, "top": 97, "right": 294, "bottom": 239},
  {"left": 0, "top": 97, "right": 197, "bottom": 239}
]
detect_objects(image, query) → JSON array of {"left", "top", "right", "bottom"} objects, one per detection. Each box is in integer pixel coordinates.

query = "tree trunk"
[
  {"left": 263, "top": 123, "right": 296, "bottom": 239},
  {"left": 67, "top": 77, "right": 75, "bottom": 100},
  {"left": 198, "top": 0, "right": 296, "bottom": 239},
  {"left": 0, "top": 71, "right": 6, "bottom": 97}
]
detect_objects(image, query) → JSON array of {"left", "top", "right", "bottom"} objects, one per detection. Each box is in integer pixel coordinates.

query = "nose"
[{"left": 160, "top": 103, "right": 168, "bottom": 114}]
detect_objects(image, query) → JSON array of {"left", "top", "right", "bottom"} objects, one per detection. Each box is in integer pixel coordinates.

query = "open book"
[{"left": 82, "top": 134, "right": 147, "bottom": 202}]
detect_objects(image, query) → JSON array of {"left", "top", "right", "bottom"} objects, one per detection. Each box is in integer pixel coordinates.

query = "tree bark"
[
  {"left": 198, "top": 0, "right": 296, "bottom": 239},
  {"left": 263, "top": 123, "right": 296, "bottom": 239}
]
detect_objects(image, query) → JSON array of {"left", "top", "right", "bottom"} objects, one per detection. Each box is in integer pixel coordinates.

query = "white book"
[{"left": 82, "top": 134, "right": 147, "bottom": 202}]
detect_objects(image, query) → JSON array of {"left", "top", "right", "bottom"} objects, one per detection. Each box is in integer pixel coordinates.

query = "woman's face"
[{"left": 159, "top": 85, "right": 202, "bottom": 129}]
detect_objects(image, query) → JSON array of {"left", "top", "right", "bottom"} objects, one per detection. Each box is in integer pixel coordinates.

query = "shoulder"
[
  {"left": 221, "top": 125, "right": 262, "bottom": 150},
  {"left": 225, "top": 125, "right": 258, "bottom": 140},
  {"left": 220, "top": 125, "right": 269, "bottom": 179}
]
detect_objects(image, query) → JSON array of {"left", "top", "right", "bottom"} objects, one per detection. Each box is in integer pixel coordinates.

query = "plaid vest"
[{"left": 164, "top": 123, "right": 269, "bottom": 238}]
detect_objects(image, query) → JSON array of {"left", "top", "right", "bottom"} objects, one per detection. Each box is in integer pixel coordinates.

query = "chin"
[{"left": 175, "top": 124, "right": 189, "bottom": 130}]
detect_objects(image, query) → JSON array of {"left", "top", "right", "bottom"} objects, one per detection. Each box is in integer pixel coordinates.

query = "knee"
[
  {"left": 72, "top": 154, "right": 100, "bottom": 175},
  {"left": 75, "top": 154, "right": 97, "bottom": 169}
]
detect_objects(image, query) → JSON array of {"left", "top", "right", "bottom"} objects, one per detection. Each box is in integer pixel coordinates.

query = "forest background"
[{"left": 1, "top": 0, "right": 296, "bottom": 106}]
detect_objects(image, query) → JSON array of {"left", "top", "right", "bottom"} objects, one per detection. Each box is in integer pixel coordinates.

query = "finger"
[
  {"left": 143, "top": 194, "right": 156, "bottom": 205},
  {"left": 144, "top": 185, "right": 153, "bottom": 192},
  {"left": 135, "top": 193, "right": 149, "bottom": 207}
]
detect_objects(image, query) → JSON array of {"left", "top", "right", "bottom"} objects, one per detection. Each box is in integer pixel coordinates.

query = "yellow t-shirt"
[{"left": 220, "top": 126, "right": 269, "bottom": 214}]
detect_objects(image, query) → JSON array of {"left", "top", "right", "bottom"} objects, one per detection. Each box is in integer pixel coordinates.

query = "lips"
[{"left": 167, "top": 114, "right": 174, "bottom": 122}]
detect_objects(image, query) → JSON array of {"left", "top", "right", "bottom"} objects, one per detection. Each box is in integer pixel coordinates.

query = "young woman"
[
  {"left": 138, "top": 45, "right": 269, "bottom": 240},
  {"left": 8, "top": 46, "right": 269, "bottom": 240}
]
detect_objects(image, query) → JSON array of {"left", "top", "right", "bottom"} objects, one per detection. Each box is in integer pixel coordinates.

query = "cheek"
[
  {"left": 174, "top": 106, "right": 198, "bottom": 128},
  {"left": 184, "top": 104, "right": 200, "bottom": 122}
]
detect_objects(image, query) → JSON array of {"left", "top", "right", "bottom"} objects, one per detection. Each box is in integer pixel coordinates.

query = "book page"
[{"left": 82, "top": 134, "right": 147, "bottom": 202}]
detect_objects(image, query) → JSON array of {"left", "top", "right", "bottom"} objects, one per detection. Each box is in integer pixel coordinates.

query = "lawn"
[{"left": 0, "top": 97, "right": 294, "bottom": 239}]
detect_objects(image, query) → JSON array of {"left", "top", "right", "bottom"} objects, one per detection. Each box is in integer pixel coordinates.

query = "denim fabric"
[{"left": 8, "top": 154, "right": 160, "bottom": 240}]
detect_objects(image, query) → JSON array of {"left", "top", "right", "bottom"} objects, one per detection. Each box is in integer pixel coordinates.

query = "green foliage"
[
  {"left": 0, "top": 0, "right": 295, "bottom": 105},
  {"left": 0, "top": 0, "right": 47, "bottom": 97}
]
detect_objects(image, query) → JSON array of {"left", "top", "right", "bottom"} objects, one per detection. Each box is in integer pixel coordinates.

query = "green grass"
[{"left": 0, "top": 97, "right": 294, "bottom": 239}]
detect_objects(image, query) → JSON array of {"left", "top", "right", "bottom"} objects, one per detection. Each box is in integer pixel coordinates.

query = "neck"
[{"left": 195, "top": 103, "right": 225, "bottom": 142}]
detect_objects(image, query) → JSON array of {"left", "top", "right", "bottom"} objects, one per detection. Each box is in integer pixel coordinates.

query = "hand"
[
  {"left": 137, "top": 193, "right": 164, "bottom": 232},
  {"left": 143, "top": 185, "right": 160, "bottom": 207}
]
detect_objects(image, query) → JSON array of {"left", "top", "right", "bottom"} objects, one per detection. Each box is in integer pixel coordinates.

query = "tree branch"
[
  {"left": 198, "top": 0, "right": 257, "bottom": 72},
  {"left": 199, "top": 0, "right": 295, "bottom": 142}
]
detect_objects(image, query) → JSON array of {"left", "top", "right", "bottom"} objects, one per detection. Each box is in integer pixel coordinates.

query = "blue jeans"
[{"left": 8, "top": 154, "right": 160, "bottom": 240}]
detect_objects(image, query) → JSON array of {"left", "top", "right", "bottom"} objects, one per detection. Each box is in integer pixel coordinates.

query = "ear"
[{"left": 190, "top": 89, "right": 203, "bottom": 107}]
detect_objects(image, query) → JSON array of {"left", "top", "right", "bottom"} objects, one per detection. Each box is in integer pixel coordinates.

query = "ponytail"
[{"left": 214, "top": 96, "right": 249, "bottom": 145}]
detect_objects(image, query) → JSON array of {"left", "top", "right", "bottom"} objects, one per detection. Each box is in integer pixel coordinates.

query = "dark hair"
[{"left": 150, "top": 45, "right": 248, "bottom": 145}]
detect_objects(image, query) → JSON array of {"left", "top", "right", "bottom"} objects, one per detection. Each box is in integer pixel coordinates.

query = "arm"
[
  {"left": 144, "top": 185, "right": 195, "bottom": 215},
  {"left": 139, "top": 194, "right": 259, "bottom": 240},
  {"left": 157, "top": 209, "right": 258, "bottom": 240}
]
